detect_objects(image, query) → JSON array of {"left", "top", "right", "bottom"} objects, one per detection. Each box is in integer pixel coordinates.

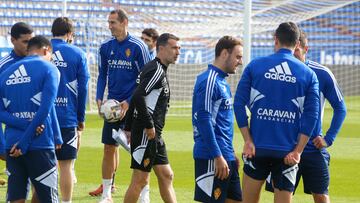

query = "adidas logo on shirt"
[
  {"left": 52, "top": 50, "right": 67, "bottom": 67},
  {"left": 264, "top": 62, "right": 296, "bottom": 83},
  {"left": 6, "top": 64, "right": 31, "bottom": 85}
]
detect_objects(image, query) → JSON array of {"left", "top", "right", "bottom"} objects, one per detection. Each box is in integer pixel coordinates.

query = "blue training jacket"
[
  {"left": 51, "top": 39, "right": 90, "bottom": 128},
  {"left": 0, "top": 50, "right": 25, "bottom": 155},
  {"left": 304, "top": 60, "right": 346, "bottom": 152},
  {"left": 96, "top": 34, "right": 151, "bottom": 103},
  {"left": 0, "top": 55, "right": 62, "bottom": 154},
  {"left": 234, "top": 48, "right": 320, "bottom": 157},
  {"left": 193, "top": 64, "right": 235, "bottom": 161}
]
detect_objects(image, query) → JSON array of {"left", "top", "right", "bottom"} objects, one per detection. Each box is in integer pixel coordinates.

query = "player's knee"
[
  {"left": 313, "top": 193, "right": 329, "bottom": 203},
  {"left": 133, "top": 176, "right": 149, "bottom": 189},
  {"left": 161, "top": 170, "right": 174, "bottom": 183},
  {"left": 103, "top": 144, "right": 116, "bottom": 154}
]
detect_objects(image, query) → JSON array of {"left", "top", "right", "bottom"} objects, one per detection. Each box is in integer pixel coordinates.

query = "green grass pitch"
[{"left": 0, "top": 106, "right": 359, "bottom": 202}]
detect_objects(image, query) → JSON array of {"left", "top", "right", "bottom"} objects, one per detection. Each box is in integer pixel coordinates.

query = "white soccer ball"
[{"left": 100, "top": 99, "right": 122, "bottom": 123}]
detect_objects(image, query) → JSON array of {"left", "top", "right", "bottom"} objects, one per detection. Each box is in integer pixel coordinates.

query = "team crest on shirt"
[
  {"left": 213, "top": 187, "right": 221, "bottom": 200},
  {"left": 143, "top": 158, "right": 150, "bottom": 167},
  {"left": 125, "top": 48, "right": 131, "bottom": 58}
]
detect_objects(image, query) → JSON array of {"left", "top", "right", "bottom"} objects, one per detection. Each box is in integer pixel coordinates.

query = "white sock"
[
  {"left": 62, "top": 201, "right": 71, "bottom": 203},
  {"left": 102, "top": 179, "right": 112, "bottom": 199},
  {"left": 139, "top": 184, "right": 150, "bottom": 203}
]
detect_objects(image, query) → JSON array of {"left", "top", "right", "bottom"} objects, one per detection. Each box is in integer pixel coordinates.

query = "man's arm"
[
  {"left": 314, "top": 71, "right": 346, "bottom": 148},
  {"left": 123, "top": 98, "right": 135, "bottom": 143},
  {"left": 0, "top": 130, "right": 5, "bottom": 159},
  {"left": 284, "top": 133, "right": 309, "bottom": 165},
  {"left": 15, "top": 68, "right": 60, "bottom": 155},
  {"left": 124, "top": 98, "right": 134, "bottom": 132},
  {"left": 51, "top": 106, "right": 63, "bottom": 149},
  {"left": 195, "top": 77, "right": 229, "bottom": 180},
  {"left": 132, "top": 67, "right": 163, "bottom": 139},
  {"left": 0, "top": 105, "right": 30, "bottom": 130},
  {"left": 0, "top": 93, "right": 30, "bottom": 130},
  {"left": 239, "top": 127, "right": 255, "bottom": 158},
  {"left": 285, "top": 72, "right": 319, "bottom": 165},
  {"left": 96, "top": 46, "right": 108, "bottom": 112},
  {"left": 234, "top": 65, "right": 254, "bottom": 157},
  {"left": 234, "top": 65, "right": 252, "bottom": 129},
  {"left": 77, "top": 51, "right": 90, "bottom": 126},
  {"left": 299, "top": 72, "right": 320, "bottom": 137}
]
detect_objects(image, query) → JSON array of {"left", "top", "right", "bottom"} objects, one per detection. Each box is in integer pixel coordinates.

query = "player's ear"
[
  {"left": 304, "top": 45, "right": 309, "bottom": 54},
  {"left": 159, "top": 44, "right": 165, "bottom": 53},
  {"left": 122, "top": 18, "right": 129, "bottom": 26},
  {"left": 294, "top": 40, "right": 300, "bottom": 49},
  {"left": 10, "top": 36, "right": 16, "bottom": 44},
  {"left": 220, "top": 49, "right": 228, "bottom": 59}
]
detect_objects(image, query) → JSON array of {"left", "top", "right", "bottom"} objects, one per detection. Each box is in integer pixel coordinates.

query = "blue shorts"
[
  {"left": 6, "top": 150, "right": 58, "bottom": 202},
  {"left": 243, "top": 155, "right": 298, "bottom": 192},
  {"left": 101, "top": 120, "right": 124, "bottom": 145},
  {"left": 56, "top": 127, "right": 78, "bottom": 160},
  {"left": 297, "top": 150, "right": 330, "bottom": 194},
  {"left": 265, "top": 150, "right": 330, "bottom": 195},
  {"left": 194, "top": 159, "right": 242, "bottom": 202}
]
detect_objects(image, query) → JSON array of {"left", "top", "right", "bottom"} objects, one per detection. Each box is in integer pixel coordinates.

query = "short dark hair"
[
  {"left": 215, "top": 36, "right": 243, "bottom": 58},
  {"left": 156, "top": 33, "right": 180, "bottom": 52},
  {"left": 10, "top": 22, "right": 33, "bottom": 39},
  {"left": 298, "top": 29, "right": 308, "bottom": 48},
  {"left": 110, "top": 9, "right": 128, "bottom": 22},
  {"left": 275, "top": 22, "right": 300, "bottom": 47},
  {"left": 51, "top": 17, "right": 74, "bottom": 37},
  {"left": 27, "top": 35, "right": 52, "bottom": 51},
  {"left": 142, "top": 28, "right": 159, "bottom": 41}
]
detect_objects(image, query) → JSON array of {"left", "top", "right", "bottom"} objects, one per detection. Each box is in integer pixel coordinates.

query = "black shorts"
[
  {"left": 101, "top": 119, "right": 125, "bottom": 146},
  {"left": 130, "top": 122, "right": 168, "bottom": 172},
  {"left": 56, "top": 127, "right": 78, "bottom": 160}
]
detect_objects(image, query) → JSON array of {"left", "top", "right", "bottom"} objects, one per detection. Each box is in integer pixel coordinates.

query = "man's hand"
[
  {"left": 55, "top": 144, "right": 62, "bottom": 150},
  {"left": 243, "top": 140, "right": 255, "bottom": 159},
  {"left": 119, "top": 100, "right": 129, "bottom": 120},
  {"left": 9, "top": 143, "right": 22, "bottom": 157},
  {"left": 97, "top": 99, "right": 105, "bottom": 118},
  {"left": 312, "top": 136, "right": 328, "bottom": 149},
  {"left": 77, "top": 122, "right": 85, "bottom": 131},
  {"left": 234, "top": 154, "right": 240, "bottom": 170},
  {"left": 145, "top": 127, "right": 155, "bottom": 140},
  {"left": 76, "top": 122, "right": 85, "bottom": 151},
  {"left": 124, "top": 130, "right": 131, "bottom": 144},
  {"left": 36, "top": 124, "right": 45, "bottom": 135},
  {"left": 214, "top": 156, "right": 229, "bottom": 180},
  {"left": 284, "top": 151, "right": 301, "bottom": 166}
]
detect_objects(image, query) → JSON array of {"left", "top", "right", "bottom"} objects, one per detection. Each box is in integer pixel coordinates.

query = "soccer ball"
[{"left": 100, "top": 99, "right": 122, "bottom": 123}]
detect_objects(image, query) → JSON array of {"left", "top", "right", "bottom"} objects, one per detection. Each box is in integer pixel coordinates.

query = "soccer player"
[
  {"left": 265, "top": 30, "right": 347, "bottom": 203},
  {"left": 233, "top": 22, "right": 320, "bottom": 203},
  {"left": 192, "top": 36, "right": 243, "bottom": 203},
  {"left": 51, "top": 17, "right": 90, "bottom": 203},
  {"left": 123, "top": 33, "right": 180, "bottom": 203},
  {"left": 0, "top": 22, "right": 34, "bottom": 160},
  {"left": 91, "top": 8, "right": 151, "bottom": 202},
  {"left": 0, "top": 35, "right": 61, "bottom": 203},
  {"left": 141, "top": 28, "right": 159, "bottom": 59}
]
